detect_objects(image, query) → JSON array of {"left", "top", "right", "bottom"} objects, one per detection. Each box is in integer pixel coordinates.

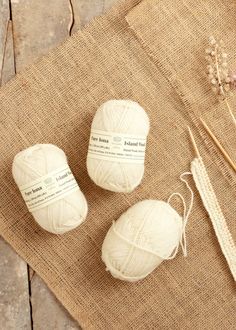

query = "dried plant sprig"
[
  {"left": 230, "top": 71, "right": 236, "bottom": 90},
  {"left": 206, "top": 36, "right": 236, "bottom": 127},
  {"left": 225, "top": 98, "right": 236, "bottom": 126},
  {"left": 206, "top": 36, "right": 231, "bottom": 99}
]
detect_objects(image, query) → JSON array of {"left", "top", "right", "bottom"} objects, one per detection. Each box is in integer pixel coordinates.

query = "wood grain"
[
  {"left": 0, "top": 6, "right": 32, "bottom": 329},
  {"left": 0, "top": 239, "right": 31, "bottom": 329},
  {"left": 1, "top": 20, "right": 15, "bottom": 84},
  {"left": 77, "top": 0, "right": 117, "bottom": 26},
  {"left": 11, "top": 0, "right": 80, "bottom": 71},
  {"left": 31, "top": 276, "right": 79, "bottom": 330},
  {"left": 0, "top": 0, "right": 10, "bottom": 80}
]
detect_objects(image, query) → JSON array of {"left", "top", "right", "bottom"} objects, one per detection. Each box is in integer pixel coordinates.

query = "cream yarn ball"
[
  {"left": 102, "top": 200, "right": 183, "bottom": 282},
  {"left": 87, "top": 100, "right": 150, "bottom": 193},
  {"left": 12, "top": 144, "right": 88, "bottom": 234}
]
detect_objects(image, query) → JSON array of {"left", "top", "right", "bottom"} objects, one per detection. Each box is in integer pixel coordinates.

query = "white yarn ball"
[
  {"left": 102, "top": 200, "right": 182, "bottom": 282},
  {"left": 87, "top": 100, "right": 150, "bottom": 193},
  {"left": 12, "top": 144, "right": 88, "bottom": 234}
]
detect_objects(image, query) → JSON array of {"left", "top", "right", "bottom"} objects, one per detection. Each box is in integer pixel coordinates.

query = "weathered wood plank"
[
  {"left": 10, "top": 1, "right": 82, "bottom": 328},
  {"left": 0, "top": 9, "right": 32, "bottom": 330},
  {"left": 104, "top": 0, "right": 118, "bottom": 11},
  {"left": 0, "top": 0, "right": 10, "bottom": 80},
  {"left": 1, "top": 20, "right": 15, "bottom": 84},
  {"left": 0, "top": 239, "right": 31, "bottom": 329},
  {"left": 77, "top": 0, "right": 117, "bottom": 27},
  {"left": 70, "top": 0, "right": 81, "bottom": 33},
  {"left": 11, "top": 0, "right": 80, "bottom": 71},
  {"left": 31, "top": 275, "right": 80, "bottom": 330},
  {"left": 76, "top": 0, "right": 105, "bottom": 26}
]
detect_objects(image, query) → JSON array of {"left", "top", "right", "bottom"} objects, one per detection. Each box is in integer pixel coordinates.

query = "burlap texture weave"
[{"left": 0, "top": 0, "right": 236, "bottom": 328}]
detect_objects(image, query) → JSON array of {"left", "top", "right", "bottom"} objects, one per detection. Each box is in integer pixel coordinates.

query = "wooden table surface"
[{"left": 0, "top": 1, "right": 117, "bottom": 329}]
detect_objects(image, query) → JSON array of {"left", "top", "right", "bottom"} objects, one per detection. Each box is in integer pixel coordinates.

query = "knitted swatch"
[{"left": 191, "top": 157, "right": 236, "bottom": 281}]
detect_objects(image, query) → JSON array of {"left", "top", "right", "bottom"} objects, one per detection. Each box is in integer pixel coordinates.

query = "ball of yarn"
[
  {"left": 87, "top": 100, "right": 150, "bottom": 193},
  {"left": 12, "top": 144, "right": 88, "bottom": 234},
  {"left": 102, "top": 200, "right": 182, "bottom": 282}
]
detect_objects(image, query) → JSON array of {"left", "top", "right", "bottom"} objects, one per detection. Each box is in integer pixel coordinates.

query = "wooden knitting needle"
[
  {"left": 200, "top": 117, "right": 236, "bottom": 173},
  {"left": 187, "top": 126, "right": 201, "bottom": 158}
]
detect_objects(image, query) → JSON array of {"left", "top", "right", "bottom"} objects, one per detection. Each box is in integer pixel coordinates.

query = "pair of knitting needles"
[{"left": 196, "top": 118, "right": 236, "bottom": 172}]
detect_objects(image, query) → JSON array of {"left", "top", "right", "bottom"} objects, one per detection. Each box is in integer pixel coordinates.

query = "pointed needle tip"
[{"left": 187, "top": 126, "right": 201, "bottom": 158}]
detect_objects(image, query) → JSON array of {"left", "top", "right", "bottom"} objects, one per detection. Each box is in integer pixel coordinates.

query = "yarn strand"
[{"left": 167, "top": 172, "right": 194, "bottom": 257}]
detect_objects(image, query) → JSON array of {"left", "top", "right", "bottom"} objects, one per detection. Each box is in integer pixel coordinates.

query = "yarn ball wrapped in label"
[
  {"left": 12, "top": 144, "right": 88, "bottom": 234},
  {"left": 87, "top": 100, "right": 150, "bottom": 193}
]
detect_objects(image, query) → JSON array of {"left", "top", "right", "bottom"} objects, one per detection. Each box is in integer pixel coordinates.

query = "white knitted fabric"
[{"left": 191, "top": 157, "right": 236, "bottom": 281}]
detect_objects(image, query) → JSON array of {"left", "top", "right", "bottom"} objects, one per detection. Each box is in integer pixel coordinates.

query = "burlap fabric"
[{"left": 0, "top": 0, "right": 236, "bottom": 328}]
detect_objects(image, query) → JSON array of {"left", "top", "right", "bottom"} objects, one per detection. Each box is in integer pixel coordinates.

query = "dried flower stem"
[
  {"left": 214, "top": 44, "right": 223, "bottom": 94},
  {"left": 206, "top": 36, "right": 236, "bottom": 126},
  {"left": 215, "top": 44, "right": 236, "bottom": 126},
  {"left": 225, "top": 99, "right": 236, "bottom": 127}
]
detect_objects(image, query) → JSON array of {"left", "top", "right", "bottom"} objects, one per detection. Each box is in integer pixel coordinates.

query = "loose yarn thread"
[{"left": 167, "top": 172, "right": 194, "bottom": 258}]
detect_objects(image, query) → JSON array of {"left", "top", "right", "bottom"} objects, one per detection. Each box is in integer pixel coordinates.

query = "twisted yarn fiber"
[
  {"left": 87, "top": 100, "right": 150, "bottom": 192},
  {"left": 12, "top": 144, "right": 88, "bottom": 234},
  {"left": 102, "top": 200, "right": 182, "bottom": 282}
]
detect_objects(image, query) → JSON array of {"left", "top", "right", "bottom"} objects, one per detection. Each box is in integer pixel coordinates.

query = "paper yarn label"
[
  {"left": 19, "top": 165, "right": 79, "bottom": 212},
  {"left": 87, "top": 129, "right": 147, "bottom": 163}
]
